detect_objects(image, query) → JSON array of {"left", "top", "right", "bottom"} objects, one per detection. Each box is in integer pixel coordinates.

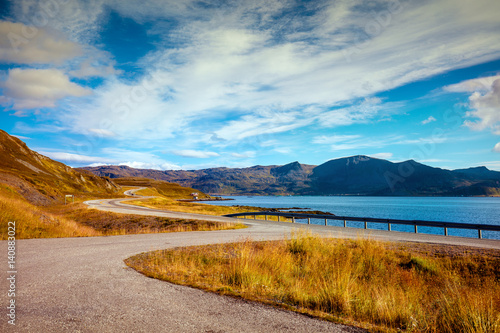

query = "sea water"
[{"left": 207, "top": 196, "right": 500, "bottom": 240}]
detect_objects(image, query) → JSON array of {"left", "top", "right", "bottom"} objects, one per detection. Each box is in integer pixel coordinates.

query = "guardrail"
[{"left": 224, "top": 212, "right": 500, "bottom": 239}]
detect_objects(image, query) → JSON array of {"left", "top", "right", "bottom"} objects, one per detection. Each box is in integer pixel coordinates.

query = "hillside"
[
  {"left": 310, "top": 155, "right": 500, "bottom": 196},
  {"left": 0, "top": 129, "right": 119, "bottom": 205},
  {"left": 112, "top": 177, "right": 212, "bottom": 199},
  {"left": 81, "top": 162, "right": 316, "bottom": 195},
  {"left": 82, "top": 156, "right": 500, "bottom": 196}
]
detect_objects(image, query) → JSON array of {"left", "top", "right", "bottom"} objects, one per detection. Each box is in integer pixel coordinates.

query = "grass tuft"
[{"left": 126, "top": 233, "right": 500, "bottom": 333}]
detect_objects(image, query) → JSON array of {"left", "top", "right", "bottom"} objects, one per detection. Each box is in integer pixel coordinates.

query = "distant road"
[
  {"left": 87, "top": 188, "right": 500, "bottom": 249},
  {"left": 2, "top": 191, "right": 499, "bottom": 332}
]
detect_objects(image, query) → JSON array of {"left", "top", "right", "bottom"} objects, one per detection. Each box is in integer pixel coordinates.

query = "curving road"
[{"left": 2, "top": 190, "right": 499, "bottom": 332}]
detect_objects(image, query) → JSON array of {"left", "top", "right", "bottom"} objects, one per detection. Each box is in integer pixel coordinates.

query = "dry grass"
[
  {"left": 126, "top": 232, "right": 500, "bottom": 333},
  {"left": 46, "top": 203, "right": 246, "bottom": 235},
  {"left": 114, "top": 177, "right": 212, "bottom": 199},
  {"left": 0, "top": 185, "right": 245, "bottom": 239},
  {"left": 0, "top": 185, "right": 100, "bottom": 239},
  {"left": 125, "top": 196, "right": 288, "bottom": 222}
]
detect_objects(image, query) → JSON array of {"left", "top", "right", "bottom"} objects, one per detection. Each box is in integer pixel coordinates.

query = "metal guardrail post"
[{"left": 224, "top": 212, "right": 500, "bottom": 240}]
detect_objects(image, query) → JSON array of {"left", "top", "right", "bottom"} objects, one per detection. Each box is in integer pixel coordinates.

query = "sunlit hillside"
[{"left": 0, "top": 129, "right": 119, "bottom": 205}]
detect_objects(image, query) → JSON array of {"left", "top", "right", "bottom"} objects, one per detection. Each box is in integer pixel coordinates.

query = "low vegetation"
[
  {"left": 0, "top": 184, "right": 99, "bottom": 239},
  {"left": 0, "top": 184, "right": 245, "bottom": 239},
  {"left": 126, "top": 232, "right": 500, "bottom": 333},
  {"left": 113, "top": 177, "right": 212, "bottom": 199},
  {"left": 119, "top": 180, "right": 287, "bottom": 219}
]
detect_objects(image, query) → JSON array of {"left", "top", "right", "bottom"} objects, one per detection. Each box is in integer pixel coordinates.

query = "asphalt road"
[{"left": 1, "top": 191, "right": 499, "bottom": 332}]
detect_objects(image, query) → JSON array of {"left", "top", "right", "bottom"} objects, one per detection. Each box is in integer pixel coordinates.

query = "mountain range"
[
  {"left": 81, "top": 155, "right": 500, "bottom": 196},
  {"left": 1, "top": 128, "right": 498, "bottom": 199}
]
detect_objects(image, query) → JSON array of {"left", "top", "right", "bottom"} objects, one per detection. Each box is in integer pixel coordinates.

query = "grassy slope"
[
  {"left": 113, "top": 177, "right": 212, "bottom": 199},
  {"left": 0, "top": 131, "right": 245, "bottom": 238},
  {"left": 126, "top": 233, "right": 500, "bottom": 333},
  {"left": 116, "top": 177, "right": 284, "bottom": 218},
  {"left": 0, "top": 129, "right": 120, "bottom": 205},
  {"left": 0, "top": 184, "right": 245, "bottom": 240},
  {"left": 0, "top": 184, "right": 100, "bottom": 239}
]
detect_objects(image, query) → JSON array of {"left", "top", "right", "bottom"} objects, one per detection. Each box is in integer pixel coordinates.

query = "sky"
[{"left": 0, "top": 0, "right": 499, "bottom": 171}]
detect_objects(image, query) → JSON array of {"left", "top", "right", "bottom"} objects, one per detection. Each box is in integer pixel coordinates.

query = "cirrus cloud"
[{"left": 172, "top": 150, "right": 220, "bottom": 158}]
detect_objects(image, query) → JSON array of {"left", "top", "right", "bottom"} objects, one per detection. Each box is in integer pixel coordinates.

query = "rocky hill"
[
  {"left": 81, "top": 162, "right": 315, "bottom": 195},
  {"left": 82, "top": 155, "right": 500, "bottom": 196},
  {"left": 310, "top": 155, "right": 500, "bottom": 196},
  {"left": 0, "top": 129, "right": 119, "bottom": 205}
]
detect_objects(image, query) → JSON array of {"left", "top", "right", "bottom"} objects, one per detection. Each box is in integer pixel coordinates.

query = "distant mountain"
[
  {"left": 310, "top": 155, "right": 500, "bottom": 196},
  {"left": 81, "top": 155, "right": 500, "bottom": 196},
  {"left": 0, "top": 130, "right": 119, "bottom": 205},
  {"left": 81, "top": 162, "right": 315, "bottom": 195}
]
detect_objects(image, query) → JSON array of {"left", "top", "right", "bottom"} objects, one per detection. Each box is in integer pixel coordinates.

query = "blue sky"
[{"left": 0, "top": 0, "right": 499, "bottom": 171}]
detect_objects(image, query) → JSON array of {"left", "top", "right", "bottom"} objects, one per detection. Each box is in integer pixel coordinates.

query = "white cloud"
[
  {"left": 444, "top": 75, "right": 500, "bottom": 93},
  {"left": 38, "top": 151, "right": 116, "bottom": 164},
  {"left": 464, "top": 79, "right": 500, "bottom": 134},
  {"left": 99, "top": 147, "right": 181, "bottom": 170},
  {"left": 118, "top": 161, "right": 180, "bottom": 170},
  {"left": 311, "top": 133, "right": 449, "bottom": 152},
  {"left": 88, "top": 129, "right": 116, "bottom": 137},
  {"left": 370, "top": 153, "right": 393, "bottom": 159},
  {"left": 494, "top": 142, "right": 500, "bottom": 153},
  {"left": 443, "top": 75, "right": 500, "bottom": 134},
  {"left": 422, "top": 116, "right": 437, "bottom": 124},
  {"left": 231, "top": 151, "right": 256, "bottom": 158},
  {"left": 172, "top": 150, "right": 219, "bottom": 158},
  {"left": 0, "top": 21, "right": 81, "bottom": 64},
  {"left": 318, "top": 98, "right": 401, "bottom": 127},
  {"left": 69, "top": 57, "right": 121, "bottom": 78},
  {"left": 2, "top": 68, "right": 91, "bottom": 110},
  {"left": 213, "top": 110, "right": 315, "bottom": 142},
  {"left": 273, "top": 147, "right": 292, "bottom": 155},
  {"left": 475, "top": 161, "right": 500, "bottom": 171},
  {"left": 313, "top": 135, "right": 362, "bottom": 145},
  {"left": 8, "top": 0, "right": 500, "bottom": 144}
]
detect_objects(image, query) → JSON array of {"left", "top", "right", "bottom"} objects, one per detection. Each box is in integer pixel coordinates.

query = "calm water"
[{"left": 207, "top": 196, "right": 500, "bottom": 240}]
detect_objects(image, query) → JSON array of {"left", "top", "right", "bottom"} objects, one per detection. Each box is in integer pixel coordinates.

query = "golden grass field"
[
  {"left": 0, "top": 183, "right": 245, "bottom": 239},
  {"left": 126, "top": 186, "right": 288, "bottom": 222},
  {"left": 126, "top": 232, "right": 500, "bottom": 333}
]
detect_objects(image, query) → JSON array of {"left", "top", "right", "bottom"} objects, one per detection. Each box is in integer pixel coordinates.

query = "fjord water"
[{"left": 208, "top": 196, "right": 500, "bottom": 240}]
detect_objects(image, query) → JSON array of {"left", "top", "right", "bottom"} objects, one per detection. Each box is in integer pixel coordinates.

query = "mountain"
[
  {"left": 81, "top": 155, "right": 500, "bottom": 196},
  {"left": 310, "top": 155, "right": 500, "bottom": 196},
  {"left": 81, "top": 162, "right": 315, "bottom": 195},
  {"left": 0, "top": 129, "right": 119, "bottom": 205}
]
